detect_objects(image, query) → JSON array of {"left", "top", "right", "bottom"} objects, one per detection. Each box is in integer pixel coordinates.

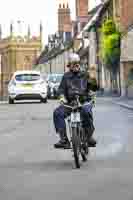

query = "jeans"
[{"left": 53, "top": 102, "right": 94, "bottom": 137}]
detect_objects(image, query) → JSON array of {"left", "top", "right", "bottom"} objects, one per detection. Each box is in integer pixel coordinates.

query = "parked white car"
[{"left": 8, "top": 70, "right": 48, "bottom": 104}]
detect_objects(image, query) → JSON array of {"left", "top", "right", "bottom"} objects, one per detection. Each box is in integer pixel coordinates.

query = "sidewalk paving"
[
  {"left": 99, "top": 96, "right": 133, "bottom": 110},
  {"left": 112, "top": 97, "right": 133, "bottom": 110}
]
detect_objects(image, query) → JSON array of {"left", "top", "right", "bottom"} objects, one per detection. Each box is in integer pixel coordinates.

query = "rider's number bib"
[{"left": 71, "top": 112, "right": 80, "bottom": 123}]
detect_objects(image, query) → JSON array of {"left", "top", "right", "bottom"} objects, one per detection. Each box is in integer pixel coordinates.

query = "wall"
[
  {"left": 120, "top": 0, "right": 133, "bottom": 30},
  {"left": 120, "top": 0, "right": 133, "bottom": 97}
]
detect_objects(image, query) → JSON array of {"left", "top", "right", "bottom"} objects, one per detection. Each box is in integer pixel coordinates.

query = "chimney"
[
  {"left": 75, "top": 0, "right": 89, "bottom": 32},
  {"left": 57, "top": 0, "right": 72, "bottom": 36},
  {"left": 76, "top": 0, "right": 89, "bottom": 20}
]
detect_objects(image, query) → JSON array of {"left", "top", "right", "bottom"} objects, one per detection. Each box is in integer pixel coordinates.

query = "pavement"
[
  {"left": 103, "top": 96, "right": 133, "bottom": 110},
  {"left": 113, "top": 98, "right": 133, "bottom": 110}
]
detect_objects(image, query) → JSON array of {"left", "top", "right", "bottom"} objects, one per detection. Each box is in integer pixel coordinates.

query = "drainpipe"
[
  {"left": 95, "top": 26, "right": 101, "bottom": 89},
  {"left": 49, "top": 60, "right": 52, "bottom": 74}
]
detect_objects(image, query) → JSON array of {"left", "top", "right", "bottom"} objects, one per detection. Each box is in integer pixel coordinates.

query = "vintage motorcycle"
[{"left": 63, "top": 91, "right": 95, "bottom": 169}]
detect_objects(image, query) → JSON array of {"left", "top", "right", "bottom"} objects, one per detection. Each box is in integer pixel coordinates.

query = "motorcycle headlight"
[{"left": 49, "top": 82, "right": 54, "bottom": 89}]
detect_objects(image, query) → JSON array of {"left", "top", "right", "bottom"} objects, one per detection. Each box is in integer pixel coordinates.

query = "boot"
[
  {"left": 84, "top": 127, "right": 97, "bottom": 147},
  {"left": 88, "top": 136, "right": 97, "bottom": 147},
  {"left": 54, "top": 129, "right": 70, "bottom": 149}
]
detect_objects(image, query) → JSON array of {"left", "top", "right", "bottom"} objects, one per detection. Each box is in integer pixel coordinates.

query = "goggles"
[{"left": 70, "top": 62, "right": 80, "bottom": 66}]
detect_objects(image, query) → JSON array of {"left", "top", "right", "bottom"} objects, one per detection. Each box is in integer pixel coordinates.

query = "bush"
[{"left": 101, "top": 19, "right": 121, "bottom": 72}]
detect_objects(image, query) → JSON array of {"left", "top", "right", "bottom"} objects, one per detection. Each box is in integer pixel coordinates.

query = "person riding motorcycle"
[{"left": 53, "top": 53, "right": 99, "bottom": 149}]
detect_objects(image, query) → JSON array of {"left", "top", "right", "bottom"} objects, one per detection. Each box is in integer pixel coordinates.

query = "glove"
[
  {"left": 89, "top": 91, "right": 96, "bottom": 106},
  {"left": 91, "top": 94, "right": 96, "bottom": 106},
  {"left": 59, "top": 95, "right": 67, "bottom": 104}
]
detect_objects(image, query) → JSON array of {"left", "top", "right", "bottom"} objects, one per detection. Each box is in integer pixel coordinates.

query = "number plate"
[
  {"left": 22, "top": 84, "right": 33, "bottom": 88},
  {"left": 71, "top": 112, "right": 80, "bottom": 123}
]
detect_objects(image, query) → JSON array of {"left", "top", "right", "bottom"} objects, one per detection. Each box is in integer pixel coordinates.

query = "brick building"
[
  {"left": 57, "top": 1, "right": 72, "bottom": 40},
  {"left": 75, "top": 0, "right": 89, "bottom": 32},
  {"left": 120, "top": 0, "right": 133, "bottom": 97},
  {"left": 120, "top": 0, "right": 133, "bottom": 30},
  {"left": 76, "top": 0, "right": 88, "bottom": 18}
]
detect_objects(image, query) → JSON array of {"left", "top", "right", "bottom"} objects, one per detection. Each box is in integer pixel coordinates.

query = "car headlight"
[
  {"left": 40, "top": 80, "right": 45, "bottom": 85},
  {"left": 36, "top": 81, "right": 46, "bottom": 88}
]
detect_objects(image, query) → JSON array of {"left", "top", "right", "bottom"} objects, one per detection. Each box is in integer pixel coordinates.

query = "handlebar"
[
  {"left": 59, "top": 91, "right": 96, "bottom": 109},
  {"left": 63, "top": 99, "right": 94, "bottom": 110},
  {"left": 71, "top": 91, "right": 87, "bottom": 97}
]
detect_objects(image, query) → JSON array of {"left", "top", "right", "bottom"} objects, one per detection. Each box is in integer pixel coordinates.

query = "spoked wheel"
[
  {"left": 71, "top": 127, "right": 80, "bottom": 169},
  {"left": 80, "top": 129, "right": 88, "bottom": 162},
  {"left": 81, "top": 143, "right": 88, "bottom": 162},
  {"left": 81, "top": 151, "right": 87, "bottom": 162}
]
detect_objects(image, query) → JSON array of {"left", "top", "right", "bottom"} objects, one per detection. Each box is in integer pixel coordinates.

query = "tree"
[{"left": 100, "top": 19, "right": 121, "bottom": 92}]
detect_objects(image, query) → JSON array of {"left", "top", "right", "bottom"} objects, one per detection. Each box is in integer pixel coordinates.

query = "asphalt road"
[{"left": 0, "top": 99, "right": 133, "bottom": 200}]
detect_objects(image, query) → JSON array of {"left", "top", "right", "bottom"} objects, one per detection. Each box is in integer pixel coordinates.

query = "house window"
[{"left": 128, "top": 68, "right": 133, "bottom": 80}]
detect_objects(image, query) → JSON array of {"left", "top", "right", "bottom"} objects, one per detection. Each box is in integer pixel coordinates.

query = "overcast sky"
[{"left": 0, "top": 0, "right": 101, "bottom": 46}]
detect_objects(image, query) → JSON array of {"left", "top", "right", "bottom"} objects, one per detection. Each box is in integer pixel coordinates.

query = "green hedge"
[{"left": 100, "top": 19, "right": 121, "bottom": 72}]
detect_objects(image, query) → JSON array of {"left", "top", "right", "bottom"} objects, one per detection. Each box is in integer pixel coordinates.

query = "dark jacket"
[{"left": 58, "top": 71, "right": 98, "bottom": 103}]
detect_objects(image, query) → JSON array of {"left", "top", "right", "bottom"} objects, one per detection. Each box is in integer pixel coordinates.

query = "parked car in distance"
[
  {"left": 47, "top": 73, "right": 63, "bottom": 99},
  {"left": 8, "top": 70, "right": 48, "bottom": 104}
]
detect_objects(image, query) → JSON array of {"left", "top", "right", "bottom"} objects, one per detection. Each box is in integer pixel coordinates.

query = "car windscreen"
[
  {"left": 56, "top": 75, "right": 63, "bottom": 82},
  {"left": 48, "top": 75, "right": 55, "bottom": 82},
  {"left": 15, "top": 74, "right": 40, "bottom": 81},
  {"left": 48, "top": 75, "right": 62, "bottom": 82}
]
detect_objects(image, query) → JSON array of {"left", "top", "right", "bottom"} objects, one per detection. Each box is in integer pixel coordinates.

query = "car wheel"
[
  {"left": 9, "top": 97, "right": 14, "bottom": 104},
  {"left": 41, "top": 98, "right": 47, "bottom": 103}
]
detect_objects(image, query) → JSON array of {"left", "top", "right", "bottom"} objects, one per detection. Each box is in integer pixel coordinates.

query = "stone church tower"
[
  {"left": 0, "top": 23, "right": 42, "bottom": 99},
  {"left": 57, "top": 0, "right": 72, "bottom": 40}
]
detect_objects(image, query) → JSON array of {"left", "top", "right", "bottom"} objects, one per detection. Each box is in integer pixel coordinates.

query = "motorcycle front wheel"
[{"left": 71, "top": 126, "right": 81, "bottom": 169}]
